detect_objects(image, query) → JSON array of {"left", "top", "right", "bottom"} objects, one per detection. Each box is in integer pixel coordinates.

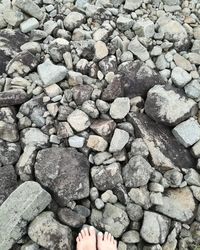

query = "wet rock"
[
  {"left": 0, "top": 181, "right": 51, "bottom": 250},
  {"left": 140, "top": 211, "right": 171, "bottom": 244},
  {"left": 0, "top": 140, "right": 21, "bottom": 165},
  {"left": 145, "top": 85, "right": 197, "bottom": 126},
  {"left": 0, "top": 89, "right": 29, "bottom": 107},
  {"left": 28, "top": 211, "right": 72, "bottom": 250},
  {"left": 128, "top": 112, "right": 196, "bottom": 172},
  {"left": 122, "top": 155, "right": 153, "bottom": 188},
  {"left": 0, "top": 165, "right": 18, "bottom": 206},
  {"left": 58, "top": 208, "right": 86, "bottom": 228},
  {"left": 91, "top": 162, "right": 123, "bottom": 191},
  {"left": 35, "top": 147, "right": 90, "bottom": 206},
  {"left": 155, "top": 187, "right": 196, "bottom": 222}
]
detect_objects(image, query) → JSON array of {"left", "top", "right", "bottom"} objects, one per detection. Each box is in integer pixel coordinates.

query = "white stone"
[
  {"left": 109, "top": 128, "right": 129, "bottom": 153},
  {"left": 20, "top": 18, "right": 39, "bottom": 33},
  {"left": 94, "top": 41, "right": 108, "bottom": 60},
  {"left": 171, "top": 67, "right": 192, "bottom": 87},
  {"left": 124, "top": 0, "right": 142, "bottom": 11},
  {"left": 68, "top": 135, "right": 85, "bottom": 148},
  {"left": 172, "top": 118, "right": 200, "bottom": 148},
  {"left": 64, "top": 12, "right": 85, "bottom": 31},
  {"left": 87, "top": 135, "right": 108, "bottom": 152},
  {"left": 128, "top": 37, "right": 149, "bottom": 61},
  {"left": 135, "top": 19, "right": 155, "bottom": 38},
  {"left": 44, "top": 84, "right": 62, "bottom": 98},
  {"left": 110, "top": 97, "right": 130, "bottom": 119},
  {"left": 67, "top": 109, "right": 91, "bottom": 132}
]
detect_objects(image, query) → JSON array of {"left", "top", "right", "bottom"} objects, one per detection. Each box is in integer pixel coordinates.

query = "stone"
[
  {"left": 21, "top": 241, "right": 40, "bottom": 250},
  {"left": 122, "top": 155, "right": 153, "bottom": 188},
  {"left": 67, "top": 109, "right": 91, "bottom": 132},
  {"left": 128, "top": 187, "right": 151, "bottom": 210},
  {"left": 0, "top": 165, "right": 17, "bottom": 206},
  {"left": 28, "top": 211, "right": 72, "bottom": 250},
  {"left": 93, "top": 152, "right": 112, "bottom": 165},
  {"left": 117, "top": 16, "right": 134, "bottom": 31},
  {"left": 126, "top": 203, "right": 143, "bottom": 221},
  {"left": 64, "top": 12, "right": 85, "bottom": 31},
  {"left": 122, "top": 230, "right": 140, "bottom": 244},
  {"left": 44, "top": 84, "right": 62, "bottom": 98},
  {"left": 87, "top": 135, "right": 108, "bottom": 152},
  {"left": 124, "top": 0, "right": 142, "bottom": 11},
  {"left": 172, "top": 118, "right": 200, "bottom": 148},
  {"left": 95, "top": 41, "right": 108, "bottom": 60},
  {"left": 90, "top": 187, "right": 99, "bottom": 201},
  {"left": 35, "top": 147, "right": 90, "bottom": 206},
  {"left": 56, "top": 122, "right": 74, "bottom": 139},
  {"left": 68, "top": 71, "right": 83, "bottom": 86},
  {"left": 14, "top": 0, "right": 44, "bottom": 20},
  {"left": 171, "top": 67, "right": 192, "bottom": 87},
  {"left": 68, "top": 135, "right": 85, "bottom": 148},
  {"left": 184, "top": 169, "right": 200, "bottom": 186},
  {"left": 0, "top": 140, "right": 21, "bottom": 165},
  {"left": 58, "top": 208, "right": 86, "bottom": 228},
  {"left": 82, "top": 100, "right": 99, "bottom": 118},
  {"left": 173, "top": 54, "right": 193, "bottom": 72},
  {"left": 95, "top": 198, "right": 104, "bottom": 210},
  {"left": 140, "top": 211, "right": 171, "bottom": 244},
  {"left": 3, "top": 9, "right": 24, "bottom": 27},
  {"left": 188, "top": 53, "right": 200, "bottom": 65},
  {"left": 130, "top": 138, "right": 149, "bottom": 158},
  {"left": 150, "top": 192, "right": 163, "bottom": 206},
  {"left": 48, "top": 38, "right": 70, "bottom": 63},
  {"left": 20, "top": 128, "right": 49, "bottom": 149},
  {"left": 191, "top": 140, "right": 200, "bottom": 158},
  {"left": 20, "top": 42, "right": 41, "bottom": 53},
  {"left": 135, "top": 19, "right": 155, "bottom": 38},
  {"left": 144, "top": 85, "right": 197, "bottom": 126},
  {"left": 110, "top": 97, "right": 130, "bottom": 119},
  {"left": 155, "top": 187, "right": 196, "bottom": 222},
  {"left": 190, "top": 186, "right": 200, "bottom": 201},
  {"left": 90, "top": 119, "right": 116, "bottom": 137},
  {"left": 109, "top": 129, "right": 129, "bottom": 153},
  {"left": 0, "top": 181, "right": 51, "bottom": 250},
  {"left": 128, "top": 37, "right": 149, "bottom": 61},
  {"left": 20, "top": 18, "right": 39, "bottom": 33},
  {"left": 37, "top": 59, "right": 67, "bottom": 87},
  {"left": 185, "top": 80, "right": 200, "bottom": 100},
  {"left": 91, "top": 163, "right": 123, "bottom": 191},
  {"left": 128, "top": 112, "right": 196, "bottom": 172},
  {"left": 0, "top": 89, "right": 29, "bottom": 107},
  {"left": 72, "top": 85, "right": 93, "bottom": 105},
  {"left": 164, "top": 169, "right": 183, "bottom": 187}
]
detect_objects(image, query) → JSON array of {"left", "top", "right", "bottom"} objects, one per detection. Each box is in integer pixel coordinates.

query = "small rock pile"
[{"left": 0, "top": 0, "right": 200, "bottom": 249}]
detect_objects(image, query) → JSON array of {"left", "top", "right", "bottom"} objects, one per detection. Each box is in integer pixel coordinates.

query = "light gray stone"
[
  {"left": 95, "top": 198, "right": 104, "bottom": 210},
  {"left": 117, "top": 16, "right": 134, "bottom": 31},
  {"left": 185, "top": 80, "right": 200, "bottom": 100},
  {"left": 126, "top": 203, "right": 143, "bottom": 221},
  {"left": 128, "top": 37, "right": 149, "bottom": 61},
  {"left": 122, "top": 230, "right": 140, "bottom": 244},
  {"left": 150, "top": 192, "right": 163, "bottom": 206},
  {"left": 67, "top": 109, "right": 91, "bottom": 132},
  {"left": 110, "top": 97, "right": 130, "bottom": 119},
  {"left": 128, "top": 187, "right": 151, "bottom": 210},
  {"left": 124, "top": 0, "right": 142, "bottom": 11},
  {"left": 140, "top": 211, "right": 171, "bottom": 244},
  {"left": 94, "top": 41, "right": 108, "bottom": 60},
  {"left": 68, "top": 135, "right": 85, "bottom": 148},
  {"left": 37, "top": 59, "right": 67, "bottom": 87},
  {"left": 3, "top": 9, "right": 24, "bottom": 27},
  {"left": 191, "top": 140, "right": 200, "bottom": 158},
  {"left": 171, "top": 67, "right": 192, "bottom": 88},
  {"left": 87, "top": 135, "right": 108, "bottom": 152},
  {"left": 93, "top": 152, "right": 112, "bottom": 165},
  {"left": 109, "top": 129, "right": 129, "bottom": 153},
  {"left": 28, "top": 211, "right": 72, "bottom": 250},
  {"left": 130, "top": 138, "right": 149, "bottom": 157},
  {"left": 173, "top": 54, "right": 193, "bottom": 72},
  {"left": 20, "top": 18, "right": 39, "bottom": 33},
  {"left": 172, "top": 118, "right": 200, "bottom": 147},
  {"left": 64, "top": 12, "right": 85, "bottom": 31},
  {"left": 0, "top": 181, "right": 51, "bottom": 250},
  {"left": 190, "top": 186, "right": 200, "bottom": 201},
  {"left": 184, "top": 169, "right": 200, "bottom": 186},
  {"left": 122, "top": 155, "right": 153, "bottom": 188},
  {"left": 155, "top": 187, "right": 196, "bottom": 222},
  {"left": 135, "top": 19, "right": 155, "bottom": 38},
  {"left": 164, "top": 169, "right": 183, "bottom": 187}
]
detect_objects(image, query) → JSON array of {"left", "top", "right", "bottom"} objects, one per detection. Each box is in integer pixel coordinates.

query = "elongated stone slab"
[
  {"left": 0, "top": 181, "right": 51, "bottom": 250},
  {"left": 0, "top": 89, "right": 29, "bottom": 107}
]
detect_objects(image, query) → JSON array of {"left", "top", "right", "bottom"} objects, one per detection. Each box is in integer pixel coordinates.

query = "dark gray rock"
[
  {"left": 113, "top": 184, "right": 129, "bottom": 205},
  {"left": 91, "top": 163, "right": 123, "bottom": 191},
  {"left": 126, "top": 203, "right": 143, "bottom": 221},
  {"left": 99, "top": 55, "right": 118, "bottom": 75},
  {"left": 58, "top": 207, "right": 86, "bottom": 228},
  {"left": 35, "top": 147, "right": 90, "bottom": 206},
  {"left": 72, "top": 84, "right": 93, "bottom": 105},
  {"left": 145, "top": 85, "right": 197, "bottom": 126},
  {"left": 128, "top": 112, "right": 196, "bottom": 172},
  {"left": 90, "top": 119, "right": 116, "bottom": 137},
  {"left": 0, "top": 165, "right": 18, "bottom": 205},
  {"left": 0, "top": 139, "right": 21, "bottom": 165},
  {"left": 0, "top": 89, "right": 30, "bottom": 107}
]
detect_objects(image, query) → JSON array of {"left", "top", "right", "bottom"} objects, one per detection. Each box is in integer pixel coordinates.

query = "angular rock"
[
  {"left": 91, "top": 163, "right": 123, "bottom": 191},
  {"left": 67, "top": 109, "right": 91, "bottom": 132},
  {"left": 117, "top": 16, "right": 134, "bottom": 31},
  {"left": 0, "top": 89, "right": 29, "bottom": 107},
  {"left": 68, "top": 135, "right": 85, "bottom": 148},
  {"left": 20, "top": 17, "right": 39, "bottom": 33},
  {"left": 64, "top": 12, "right": 85, "bottom": 31},
  {"left": 0, "top": 165, "right": 17, "bottom": 206},
  {"left": 28, "top": 211, "right": 72, "bottom": 250},
  {"left": 3, "top": 9, "right": 24, "bottom": 27},
  {"left": 72, "top": 84, "right": 93, "bottom": 105},
  {"left": 38, "top": 59, "right": 67, "bottom": 87},
  {"left": 171, "top": 67, "right": 192, "bottom": 87},
  {"left": 140, "top": 211, "right": 171, "bottom": 244},
  {"left": 110, "top": 97, "right": 130, "bottom": 119},
  {"left": 173, "top": 54, "right": 193, "bottom": 72},
  {"left": 58, "top": 208, "right": 86, "bottom": 228},
  {"left": 95, "top": 41, "right": 108, "bottom": 60},
  {"left": 135, "top": 19, "right": 155, "bottom": 38},
  {"left": 35, "top": 147, "right": 90, "bottom": 206},
  {"left": 128, "top": 112, "right": 196, "bottom": 172},
  {"left": 155, "top": 187, "right": 196, "bottom": 222},
  {"left": 122, "top": 155, "right": 153, "bottom": 188},
  {"left": 128, "top": 37, "right": 149, "bottom": 61},
  {"left": 90, "top": 119, "right": 116, "bottom": 137},
  {"left": 87, "top": 135, "right": 108, "bottom": 152},
  {"left": 48, "top": 38, "right": 70, "bottom": 63},
  {"left": 184, "top": 169, "right": 200, "bottom": 186},
  {"left": 130, "top": 138, "right": 149, "bottom": 158},
  {"left": 185, "top": 80, "right": 200, "bottom": 101},
  {"left": 0, "top": 181, "right": 51, "bottom": 250},
  {"left": 124, "top": 0, "right": 142, "bottom": 11},
  {"left": 128, "top": 187, "right": 151, "bottom": 210},
  {"left": 172, "top": 118, "right": 200, "bottom": 148},
  {"left": 144, "top": 85, "right": 197, "bottom": 126},
  {"left": 0, "top": 140, "right": 21, "bottom": 165},
  {"left": 109, "top": 128, "right": 129, "bottom": 153},
  {"left": 14, "top": 0, "right": 44, "bottom": 20}
]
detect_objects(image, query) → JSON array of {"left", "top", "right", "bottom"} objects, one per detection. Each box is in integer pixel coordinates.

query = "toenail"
[
  {"left": 98, "top": 232, "right": 103, "bottom": 236},
  {"left": 90, "top": 226, "right": 95, "bottom": 230}
]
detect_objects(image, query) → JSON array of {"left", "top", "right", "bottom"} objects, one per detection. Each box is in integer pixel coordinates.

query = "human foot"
[
  {"left": 76, "top": 226, "right": 96, "bottom": 250},
  {"left": 97, "top": 231, "right": 117, "bottom": 250}
]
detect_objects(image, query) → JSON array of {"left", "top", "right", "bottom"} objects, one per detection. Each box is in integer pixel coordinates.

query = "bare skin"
[{"left": 76, "top": 227, "right": 117, "bottom": 250}]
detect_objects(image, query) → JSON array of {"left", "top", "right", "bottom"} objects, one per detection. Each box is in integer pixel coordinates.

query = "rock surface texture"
[{"left": 0, "top": 0, "right": 200, "bottom": 249}]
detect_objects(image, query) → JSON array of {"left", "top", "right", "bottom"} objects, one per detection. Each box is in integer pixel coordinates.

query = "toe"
[
  {"left": 114, "top": 240, "right": 117, "bottom": 248},
  {"left": 104, "top": 231, "right": 109, "bottom": 241},
  {"left": 76, "top": 236, "right": 80, "bottom": 242},
  {"left": 108, "top": 233, "right": 112, "bottom": 242},
  {"left": 80, "top": 229, "right": 85, "bottom": 238},
  {"left": 98, "top": 232, "right": 103, "bottom": 243},
  {"left": 111, "top": 236, "right": 115, "bottom": 244},
  {"left": 83, "top": 227, "right": 89, "bottom": 236},
  {"left": 89, "top": 226, "right": 96, "bottom": 237},
  {"left": 79, "top": 232, "right": 83, "bottom": 240}
]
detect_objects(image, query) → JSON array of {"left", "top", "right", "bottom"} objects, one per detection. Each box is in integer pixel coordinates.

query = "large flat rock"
[
  {"left": 0, "top": 181, "right": 51, "bottom": 250},
  {"left": 128, "top": 112, "right": 196, "bottom": 172},
  {"left": 35, "top": 147, "right": 90, "bottom": 206}
]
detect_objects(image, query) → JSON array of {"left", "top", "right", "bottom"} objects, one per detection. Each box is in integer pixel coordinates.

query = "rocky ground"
[{"left": 0, "top": 0, "right": 200, "bottom": 249}]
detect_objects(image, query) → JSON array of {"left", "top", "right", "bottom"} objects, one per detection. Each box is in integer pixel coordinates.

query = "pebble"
[
  {"left": 87, "top": 135, "right": 108, "bottom": 152},
  {"left": 20, "top": 18, "right": 39, "bottom": 33},
  {"left": 95, "top": 198, "right": 104, "bottom": 210},
  {"left": 171, "top": 67, "right": 192, "bottom": 87},
  {"left": 124, "top": 0, "right": 142, "bottom": 11},
  {"left": 109, "top": 128, "right": 129, "bottom": 153},
  {"left": 173, "top": 53, "right": 193, "bottom": 71},
  {"left": 128, "top": 37, "right": 149, "bottom": 61},
  {"left": 110, "top": 97, "right": 130, "bottom": 119},
  {"left": 117, "top": 16, "right": 134, "bottom": 31},
  {"left": 68, "top": 135, "right": 85, "bottom": 148},
  {"left": 64, "top": 12, "right": 85, "bottom": 31},
  {"left": 184, "top": 80, "right": 200, "bottom": 100},
  {"left": 67, "top": 109, "right": 91, "bottom": 132},
  {"left": 94, "top": 41, "right": 108, "bottom": 60},
  {"left": 122, "top": 230, "right": 140, "bottom": 244},
  {"left": 184, "top": 169, "right": 200, "bottom": 186}
]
